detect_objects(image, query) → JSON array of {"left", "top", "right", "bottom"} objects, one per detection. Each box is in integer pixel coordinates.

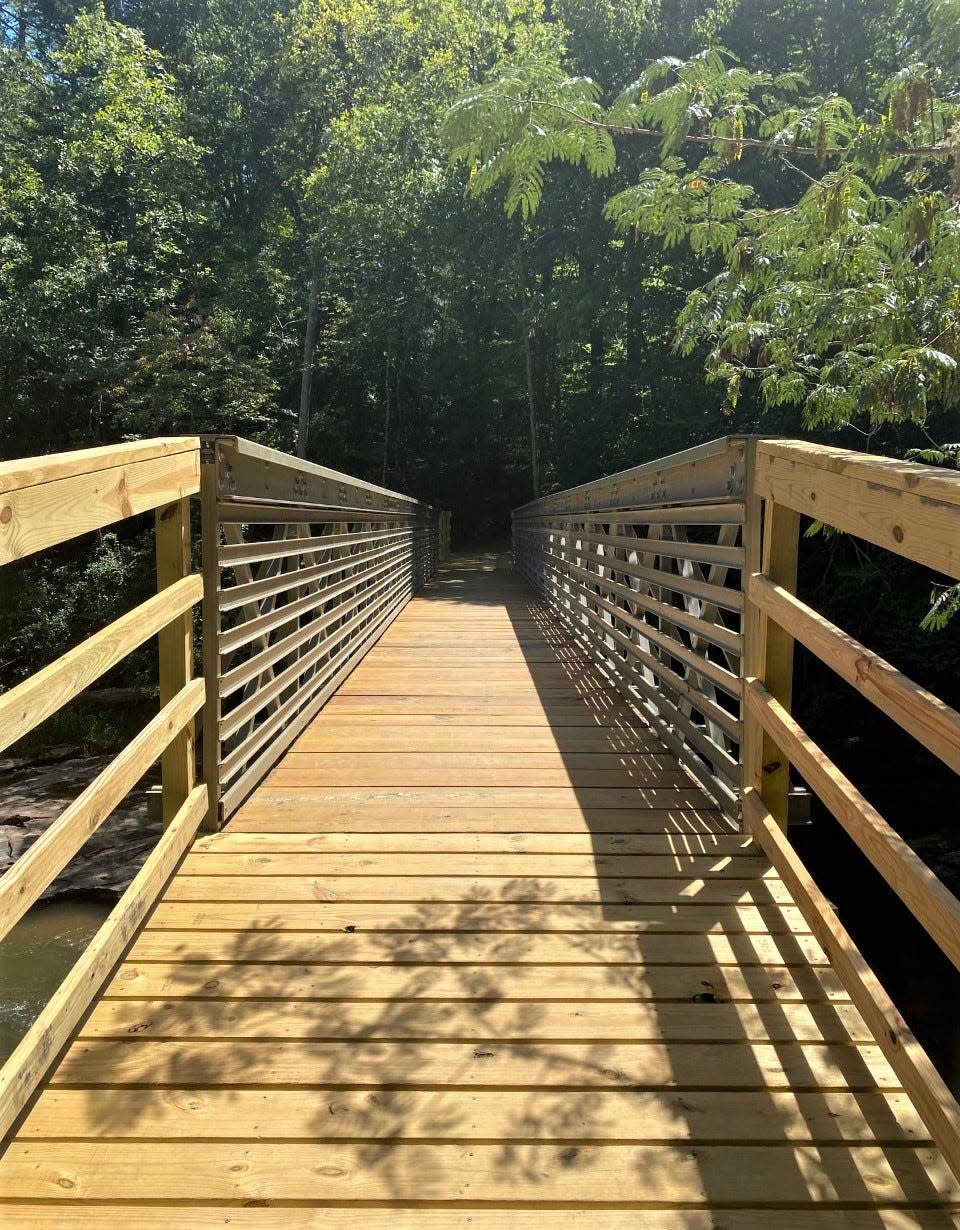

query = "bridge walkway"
[{"left": 1, "top": 555, "right": 958, "bottom": 1226}]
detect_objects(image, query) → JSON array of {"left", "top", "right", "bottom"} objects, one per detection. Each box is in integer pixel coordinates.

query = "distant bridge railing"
[
  {"left": 0, "top": 435, "right": 447, "bottom": 1138},
  {"left": 514, "top": 433, "right": 960, "bottom": 1177}
]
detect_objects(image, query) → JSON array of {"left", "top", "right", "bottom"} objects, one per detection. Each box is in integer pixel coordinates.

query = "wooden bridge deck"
[{"left": 2, "top": 556, "right": 960, "bottom": 1226}]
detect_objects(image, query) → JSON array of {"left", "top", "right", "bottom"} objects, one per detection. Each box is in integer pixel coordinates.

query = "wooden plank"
[
  {"left": 755, "top": 443, "right": 960, "bottom": 579},
  {"left": 94, "top": 963, "right": 847, "bottom": 1007},
  {"left": 4, "top": 1140, "right": 956, "bottom": 1204},
  {"left": 16, "top": 1087, "right": 925, "bottom": 1143},
  {"left": 199, "top": 442, "right": 223, "bottom": 831},
  {"left": 227, "top": 802, "right": 730, "bottom": 833},
  {"left": 239, "top": 786, "right": 716, "bottom": 810},
  {"left": 3, "top": 1210, "right": 956, "bottom": 1230},
  {"left": 750, "top": 496, "right": 800, "bottom": 828},
  {"left": 47, "top": 1036, "right": 903, "bottom": 1090},
  {"left": 743, "top": 787, "right": 960, "bottom": 1186},
  {"left": 129, "top": 928, "right": 828, "bottom": 966},
  {"left": 201, "top": 979, "right": 886, "bottom": 1034},
  {"left": 0, "top": 437, "right": 198, "bottom": 493},
  {"left": 160, "top": 873, "right": 795, "bottom": 904},
  {"left": 751, "top": 573, "right": 960, "bottom": 775},
  {"left": 288, "top": 727, "right": 668, "bottom": 751},
  {"left": 0, "top": 449, "right": 201, "bottom": 563},
  {"left": 155, "top": 498, "right": 196, "bottom": 826},
  {"left": 0, "top": 678, "right": 205, "bottom": 942},
  {"left": 0, "top": 573, "right": 201, "bottom": 756},
  {"left": 193, "top": 831, "right": 753, "bottom": 854},
  {"left": 317, "top": 695, "right": 642, "bottom": 716},
  {"left": 175, "top": 851, "right": 772, "bottom": 879},
  {"left": 758, "top": 438, "right": 960, "bottom": 509},
  {"left": 745, "top": 680, "right": 960, "bottom": 974},
  {"left": 0, "top": 784, "right": 207, "bottom": 1141},
  {"left": 146, "top": 900, "right": 812, "bottom": 934},
  {"left": 262, "top": 763, "right": 697, "bottom": 789}
]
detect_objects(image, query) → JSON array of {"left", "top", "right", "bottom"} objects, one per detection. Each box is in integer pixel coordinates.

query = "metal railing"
[
  {"left": 200, "top": 436, "right": 448, "bottom": 823},
  {"left": 513, "top": 437, "right": 748, "bottom": 819}
]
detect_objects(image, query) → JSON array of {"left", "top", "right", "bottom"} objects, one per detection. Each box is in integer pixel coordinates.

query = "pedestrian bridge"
[{"left": 1, "top": 434, "right": 959, "bottom": 1226}]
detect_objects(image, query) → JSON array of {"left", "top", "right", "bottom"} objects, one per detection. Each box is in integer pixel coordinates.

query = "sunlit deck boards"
[{"left": 2, "top": 555, "right": 960, "bottom": 1225}]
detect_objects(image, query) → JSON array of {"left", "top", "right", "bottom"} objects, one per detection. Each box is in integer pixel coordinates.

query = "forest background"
[{"left": 2, "top": 0, "right": 959, "bottom": 719}]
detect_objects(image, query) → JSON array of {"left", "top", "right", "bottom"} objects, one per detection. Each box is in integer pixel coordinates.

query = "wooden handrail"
[
  {"left": 741, "top": 435, "right": 960, "bottom": 1181},
  {"left": 0, "top": 438, "right": 206, "bottom": 1138},
  {"left": 0, "top": 432, "right": 448, "bottom": 1145},
  {"left": 0, "top": 437, "right": 200, "bottom": 564}
]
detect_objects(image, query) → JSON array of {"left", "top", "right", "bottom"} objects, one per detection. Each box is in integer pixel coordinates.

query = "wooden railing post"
[
  {"left": 199, "top": 439, "right": 222, "bottom": 832},
  {"left": 155, "top": 496, "right": 196, "bottom": 827},
  {"left": 742, "top": 440, "right": 800, "bottom": 830}
]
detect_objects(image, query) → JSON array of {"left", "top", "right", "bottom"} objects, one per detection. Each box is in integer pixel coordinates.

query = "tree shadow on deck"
[{"left": 3, "top": 554, "right": 956, "bottom": 1220}]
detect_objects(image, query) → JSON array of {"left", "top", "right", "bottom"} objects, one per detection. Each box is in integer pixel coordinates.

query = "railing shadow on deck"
[{"left": 498, "top": 573, "right": 949, "bottom": 1218}]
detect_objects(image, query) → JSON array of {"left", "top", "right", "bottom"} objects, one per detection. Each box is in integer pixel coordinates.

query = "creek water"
[{"left": 0, "top": 898, "right": 110, "bottom": 1064}]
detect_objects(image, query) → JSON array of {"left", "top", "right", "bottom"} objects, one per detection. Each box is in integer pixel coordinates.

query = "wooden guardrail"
[
  {"left": 0, "top": 433, "right": 448, "bottom": 1138},
  {"left": 0, "top": 438, "right": 206, "bottom": 1139},
  {"left": 201, "top": 436, "right": 447, "bottom": 823},
  {"left": 513, "top": 436, "right": 748, "bottom": 819},
  {"left": 741, "top": 437, "right": 960, "bottom": 1178}
]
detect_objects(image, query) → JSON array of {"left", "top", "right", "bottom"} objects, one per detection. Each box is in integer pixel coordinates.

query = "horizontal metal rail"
[
  {"left": 513, "top": 437, "right": 749, "bottom": 820},
  {"left": 200, "top": 435, "right": 448, "bottom": 824}
]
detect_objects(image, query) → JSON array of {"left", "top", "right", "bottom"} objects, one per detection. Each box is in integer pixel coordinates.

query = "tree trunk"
[
  {"left": 382, "top": 353, "right": 390, "bottom": 487},
  {"left": 517, "top": 238, "right": 539, "bottom": 499},
  {"left": 523, "top": 327, "right": 540, "bottom": 499},
  {"left": 297, "top": 261, "right": 320, "bottom": 460}
]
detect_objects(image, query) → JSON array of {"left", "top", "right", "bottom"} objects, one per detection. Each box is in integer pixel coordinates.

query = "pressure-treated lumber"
[
  {"left": 3, "top": 551, "right": 958, "bottom": 1224},
  {"left": 0, "top": 784, "right": 207, "bottom": 1141},
  {"left": 0, "top": 443, "right": 200, "bottom": 563},
  {"left": 754, "top": 440, "right": 960, "bottom": 578},
  {"left": 750, "top": 572, "right": 960, "bottom": 775},
  {"left": 7, "top": 1213, "right": 958, "bottom": 1230},
  {"left": 745, "top": 678, "right": 960, "bottom": 974},
  {"left": 155, "top": 498, "right": 197, "bottom": 825},
  {"left": 0, "top": 573, "right": 201, "bottom": 755},
  {"left": 0, "top": 678, "right": 204, "bottom": 942},
  {"left": 743, "top": 787, "right": 960, "bottom": 1185}
]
